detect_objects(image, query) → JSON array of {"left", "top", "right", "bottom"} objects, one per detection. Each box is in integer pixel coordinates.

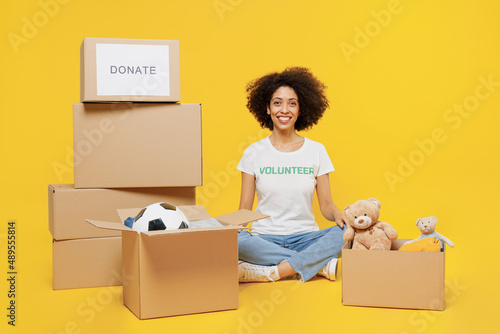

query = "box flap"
[
  {"left": 117, "top": 208, "right": 142, "bottom": 223},
  {"left": 214, "top": 209, "right": 269, "bottom": 227},
  {"left": 177, "top": 205, "right": 211, "bottom": 221},
  {"left": 86, "top": 219, "right": 132, "bottom": 231}
]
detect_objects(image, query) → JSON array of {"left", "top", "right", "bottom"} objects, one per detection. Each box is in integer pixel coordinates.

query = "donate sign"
[{"left": 95, "top": 43, "right": 170, "bottom": 96}]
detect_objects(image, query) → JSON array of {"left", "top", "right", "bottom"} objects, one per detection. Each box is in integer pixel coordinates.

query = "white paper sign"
[{"left": 95, "top": 43, "right": 170, "bottom": 96}]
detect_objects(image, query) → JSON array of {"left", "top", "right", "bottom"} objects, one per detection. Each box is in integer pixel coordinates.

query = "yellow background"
[{"left": 1, "top": 0, "right": 499, "bottom": 333}]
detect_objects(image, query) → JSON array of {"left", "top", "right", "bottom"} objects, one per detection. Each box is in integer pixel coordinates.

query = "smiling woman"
[{"left": 236, "top": 67, "right": 347, "bottom": 283}]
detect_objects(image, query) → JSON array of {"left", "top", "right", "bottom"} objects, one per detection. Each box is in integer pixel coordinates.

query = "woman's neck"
[{"left": 269, "top": 131, "right": 304, "bottom": 152}]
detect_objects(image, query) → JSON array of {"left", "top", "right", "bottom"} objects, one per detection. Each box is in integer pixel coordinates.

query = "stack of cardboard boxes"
[
  {"left": 49, "top": 38, "right": 269, "bottom": 319},
  {"left": 48, "top": 184, "right": 197, "bottom": 289},
  {"left": 49, "top": 38, "right": 201, "bottom": 290}
]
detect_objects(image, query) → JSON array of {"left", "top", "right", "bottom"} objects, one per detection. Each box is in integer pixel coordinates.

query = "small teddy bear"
[
  {"left": 343, "top": 198, "right": 398, "bottom": 250},
  {"left": 403, "top": 216, "right": 454, "bottom": 251}
]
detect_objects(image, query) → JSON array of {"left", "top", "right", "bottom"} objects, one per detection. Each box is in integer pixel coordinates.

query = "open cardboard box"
[
  {"left": 86, "top": 206, "right": 268, "bottom": 319},
  {"left": 342, "top": 239, "right": 445, "bottom": 311}
]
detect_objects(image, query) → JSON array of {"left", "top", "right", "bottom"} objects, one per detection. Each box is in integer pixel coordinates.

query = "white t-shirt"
[{"left": 237, "top": 137, "right": 334, "bottom": 235}]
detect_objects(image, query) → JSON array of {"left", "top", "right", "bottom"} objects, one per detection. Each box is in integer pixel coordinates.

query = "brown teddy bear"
[{"left": 343, "top": 198, "right": 398, "bottom": 250}]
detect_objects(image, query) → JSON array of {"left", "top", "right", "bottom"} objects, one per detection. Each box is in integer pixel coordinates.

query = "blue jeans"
[{"left": 238, "top": 225, "right": 346, "bottom": 282}]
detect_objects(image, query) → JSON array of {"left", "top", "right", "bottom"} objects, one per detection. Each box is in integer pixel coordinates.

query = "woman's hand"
[{"left": 333, "top": 211, "right": 345, "bottom": 229}]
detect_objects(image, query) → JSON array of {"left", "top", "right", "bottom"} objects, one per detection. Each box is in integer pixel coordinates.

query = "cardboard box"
[
  {"left": 72, "top": 103, "right": 202, "bottom": 189},
  {"left": 53, "top": 237, "right": 122, "bottom": 290},
  {"left": 87, "top": 206, "right": 269, "bottom": 319},
  {"left": 80, "top": 37, "right": 180, "bottom": 102},
  {"left": 48, "top": 184, "right": 196, "bottom": 240},
  {"left": 342, "top": 240, "right": 445, "bottom": 310}
]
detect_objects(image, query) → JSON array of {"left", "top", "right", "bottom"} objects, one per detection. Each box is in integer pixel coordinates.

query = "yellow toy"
[{"left": 399, "top": 236, "right": 441, "bottom": 252}]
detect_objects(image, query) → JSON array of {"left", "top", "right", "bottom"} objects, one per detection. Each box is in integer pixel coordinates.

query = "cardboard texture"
[
  {"left": 80, "top": 37, "right": 180, "bottom": 102},
  {"left": 72, "top": 103, "right": 202, "bottom": 189},
  {"left": 48, "top": 184, "right": 196, "bottom": 240},
  {"left": 52, "top": 237, "right": 122, "bottom": 290},
  {"left": 87, "top": 207, "right": 269, "bottom": 319},
  {"left": 342, "top": 239, "right": 445, "bottom": 311}
]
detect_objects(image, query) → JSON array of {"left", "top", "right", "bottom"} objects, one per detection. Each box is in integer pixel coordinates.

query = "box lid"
[
  {"left": 172, "top": 205, "right": 212, "bottom": 221},
  {"left": 213, "top": 209, "right": 269, "bottom": 227}
]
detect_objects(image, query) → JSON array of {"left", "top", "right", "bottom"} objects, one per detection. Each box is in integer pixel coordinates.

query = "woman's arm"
[
  {"left": 316, "top": 173, "right": 345, "bottom": 228},
  {"left": 239, "top": 172, "right": 256, "bottom": 210}
]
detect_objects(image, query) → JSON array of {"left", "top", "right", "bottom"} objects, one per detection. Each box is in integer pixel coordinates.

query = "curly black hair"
[{"left": 246, "top": 67, "right": 329, "bottom": 131}]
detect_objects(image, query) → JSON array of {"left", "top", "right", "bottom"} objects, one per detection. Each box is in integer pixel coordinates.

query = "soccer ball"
[{"left": 131, "top": 202, "right": 190, "bottom": 233}]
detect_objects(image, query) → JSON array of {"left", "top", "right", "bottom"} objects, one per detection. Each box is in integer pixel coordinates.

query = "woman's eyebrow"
[{"left": 271, "top": 97, "right": 297, "bottom": 100}]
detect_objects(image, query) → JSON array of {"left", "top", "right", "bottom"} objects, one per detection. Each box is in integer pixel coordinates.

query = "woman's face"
[{"left": 267, "top": 86, "right": 300, "bottom": 131}]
